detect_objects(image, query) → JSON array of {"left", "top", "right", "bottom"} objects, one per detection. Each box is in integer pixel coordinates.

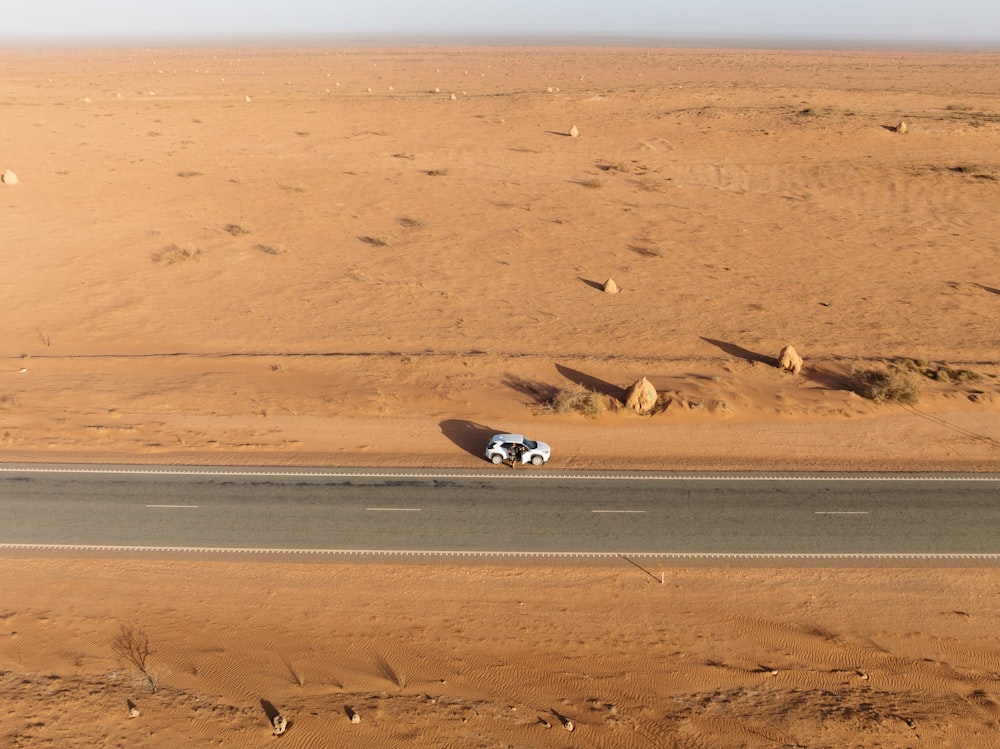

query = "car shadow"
[
  {"left": 439, "top": 419, "right": 501, "bottom": 459},
  {"left": 556, "top": 363, "right": 626, "bottom": 400}
]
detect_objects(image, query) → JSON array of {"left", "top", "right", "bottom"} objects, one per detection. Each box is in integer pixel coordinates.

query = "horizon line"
[{"left": 1, "top": 32, "right": 998, "bottom": 52}]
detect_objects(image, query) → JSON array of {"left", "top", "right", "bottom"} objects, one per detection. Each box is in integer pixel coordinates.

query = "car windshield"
[{"left": 523, "top": 439, "right": 537, "bottom": 449}]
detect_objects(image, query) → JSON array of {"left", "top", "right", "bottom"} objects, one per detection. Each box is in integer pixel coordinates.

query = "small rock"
[
  {"left": 128, "top": 706, "right": 140, "bottom": 719},
  {"left": 602, "top": 277, "right": 619, "bottom": 294},
  {"left": 564, "top": 719, "right": 575, "bottom": 732},
  {"left": 895, "top": 121, "right": 907, "bottom": 134},
  {"left": 450, "top": 93, "right": 457, "bottom": 100},
  {"left": 569, "top": 124, "right": 579, "bottom": 138},
  {"left": 2, "top": 169, "right": 18, "bottom": 185},
  {"left": 245, "top": 95, "right": 252, "bottom": 103},
  {"left": 272, "top": 714, "right": 287, "bottom": 735},
  {"left": 350, "top": 712, "right": 361, "bottom": 724}
]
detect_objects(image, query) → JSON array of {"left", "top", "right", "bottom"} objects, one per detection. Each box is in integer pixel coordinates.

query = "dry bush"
[
  {"left": 223, "top": 223, "right": 252, "bottom": 236},
  {"left": 578, "top": 176, "right": 604, "bottom": 189},
  {"left": 0, "top": 395, "right": 20, "bottom": 411},
  {"left": 541, "top": 385, "right": 605, "bottom": 418},
  {"left": 359, "top": 235, "right": 391, "bottom": 247},
  {"left": 851, "top": 366, "right": 920, "bottom": 405},
  {"left": 111, "top": 624, "right": 158, "bottom": 692},
  {"left": 257, "top": 243, "right": 286, "bottom": 255}
]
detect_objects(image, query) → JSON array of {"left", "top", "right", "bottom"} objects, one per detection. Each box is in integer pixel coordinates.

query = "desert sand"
[
  {"left": 1, "top": 44, "right": 998, "bottom": 469},
  {"left": 2, "top": 44, "right": 999, "bottom": 747},
  {"left": 4, "top": 558, "right": 1000, "bottom": 747}
]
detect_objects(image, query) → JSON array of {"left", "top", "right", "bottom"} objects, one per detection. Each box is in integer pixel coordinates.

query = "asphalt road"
[{"left": 0, "top": 465, "right": 998, "bottom": 560}]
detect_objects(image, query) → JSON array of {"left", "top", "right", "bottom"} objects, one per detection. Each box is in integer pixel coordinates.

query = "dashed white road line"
[
  {"left": 145, "top": 504, "right": 199, "bottom": 508},
  {"left": 593, "top": 509, "right": 647, "bottom": 513},
  {"left": 366, "top": 507, "right": 421, "bottom": 512},
  {"left": 815, "top": 511, "right": 870, "bottom": 515}
]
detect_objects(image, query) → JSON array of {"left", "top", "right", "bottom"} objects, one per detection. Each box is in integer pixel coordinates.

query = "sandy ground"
[
  {"left": 2, "top": 45, "right": 1000, "bottom": 747},
  {"left": 1, "top": 44, "right": 998, "bottom": 470},
  {"left": 3, "top": 557, "right": 1000, "bottom": 748}
]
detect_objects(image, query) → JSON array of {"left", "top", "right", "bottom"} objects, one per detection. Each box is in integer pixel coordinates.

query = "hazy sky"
[{"left": 3, "top": 0, "right": 998, "bottom": 43}]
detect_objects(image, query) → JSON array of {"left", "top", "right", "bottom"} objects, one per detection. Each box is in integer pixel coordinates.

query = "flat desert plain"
[
  {"left": 2, "top": 45, "right": 1000, "bottom": 748},
  {"left": 0, "top": 44, "right": 998, "bottom": 469}
]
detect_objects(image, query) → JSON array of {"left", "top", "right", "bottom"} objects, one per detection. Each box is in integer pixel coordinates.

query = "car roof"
[{"left": 490, "top": 433, "right": 525, "bottom": 442}]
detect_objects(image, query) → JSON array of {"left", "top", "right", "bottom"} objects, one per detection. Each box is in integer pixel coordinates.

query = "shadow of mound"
[
  {"left": 700, "top": 337, "right": 776, "bottom": 367},
  {"left": 804, "top": 363, "right": 854, "bottom": 391},
  {"left": 556, "top": 363, "right": 626, "bottom": 401},
  {"left": 578, "top": 276, "right": 607, "bottom": 291},
  {"left": 503, "top": 375, "right": 558, "bottom": 405},
  {"left": 439, "top": 419, "right": 500, "bottom": 459}
]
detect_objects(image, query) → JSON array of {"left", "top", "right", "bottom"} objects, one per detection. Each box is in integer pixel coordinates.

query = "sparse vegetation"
[
  {"left": 359, "top": 235, "right": 391, "bottom": 247},
  {"left": 397, "top": 216, "right": 425, "bottom": 229},
  {"left": 0, "top": 395, "right": 19, "bottom": 411},
  {"left": 425, "top": 168, "right": 449, "bottom": 176},
  {"left": 374, "top": 654, "right": 406, "bottom": 689},
  {"left": 176, "top": 170, "right": 202, "bottom": 177},
  {"left": 851, "top": 365, "right": 920, "bottom": 405},
  {"left": 111, "top": 624, "right": 158, "bottom": 692},
  {"left": 578, "top": 176, "right": 604, "bottom": 189},
  {"left": 897, "top": 358, "right": 982, "bottom": 383},
  {"left": 223, "top": 223, "right": 252, "bottom": 236},
  {"left": 256, "top": 243, "right": 286, "bottom": 255},
  {"left": 540, "top": 385, "right": 606, "bottom": 418},
  {"left": 152, "top": 244, "right": 203, "bottom": 265}
]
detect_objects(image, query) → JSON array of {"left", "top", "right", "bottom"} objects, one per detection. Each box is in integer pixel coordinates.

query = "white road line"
[
  {"left": 1, "top": 465, "right": 999, "bottom": 481},
  {"left": 593, "top": 510, "right": 647, "bottom": 513},
  {"left": 366, "top": 507, "right": 421, "bottom": 512},
  {"left": 815, "top": 511, "right": 870, "bottom": 515},
  {"left": 145, "top": 504, "right": 199, "bottom": 508},
  {"left": 1, "top": 543, "right": 998, "bottom": 560}
]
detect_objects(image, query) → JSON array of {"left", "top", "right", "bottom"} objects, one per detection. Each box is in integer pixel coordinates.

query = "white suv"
[{"left": 485, "top": 434, "right": 551, "bottom": 466}]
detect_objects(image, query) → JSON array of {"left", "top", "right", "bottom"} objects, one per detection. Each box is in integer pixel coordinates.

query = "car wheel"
[
  {"left": 490, "top": 453, "right": 504, "bottom": 464},
  {"left": 531, "top": 455, "right": 544, "bottom": 466}
]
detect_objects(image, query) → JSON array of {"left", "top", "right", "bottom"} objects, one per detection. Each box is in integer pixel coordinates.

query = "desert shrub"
[
  {"left": 541, "top": 385, "right": 605, "bottom": 418},
  {"left": 851, "top": 366, "right": 920, "bottom": 405},
  {"left": 257, "top": 243, "right": 286, "bottom": 255},
  {"left": 152, "top": 245, "right": 202, "bottom": 265},
  {"left": 224, "top": 223, "right": 252, "bottom": 236}
]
